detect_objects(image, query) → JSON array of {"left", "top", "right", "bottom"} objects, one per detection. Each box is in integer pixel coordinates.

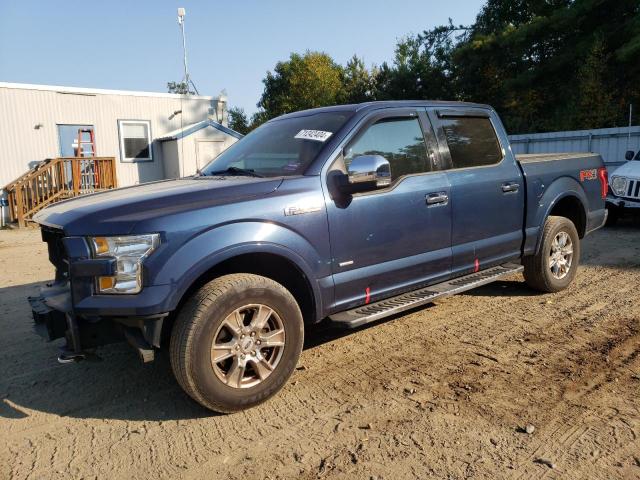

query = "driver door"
[{"left": 324, "top": 109, "right": 452, "bottom": 312}]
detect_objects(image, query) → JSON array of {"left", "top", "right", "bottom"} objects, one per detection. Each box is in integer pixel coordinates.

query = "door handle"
[
  {"left": 501, "top": 182, "right": 519, "bottom": 193},
  {"left": 426, "top": 192, "right": 449, "bottom": 205}
]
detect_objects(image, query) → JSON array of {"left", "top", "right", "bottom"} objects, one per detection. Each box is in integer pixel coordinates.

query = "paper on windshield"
[{"left": 294, "top": 130, "right": 333, "bottom": 142}]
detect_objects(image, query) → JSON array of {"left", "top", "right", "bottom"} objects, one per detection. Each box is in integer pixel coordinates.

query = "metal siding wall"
[
  {"left": 0, "top": 88, "right": 60, "bottom": 186},
  {"left": 0, "top": 85, "right": 219, "bottom": 189},
  {"left": 509, "top": 126, "right": 640, "bottom": 166}
]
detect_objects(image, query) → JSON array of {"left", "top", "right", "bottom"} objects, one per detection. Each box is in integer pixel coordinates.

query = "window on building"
[
  {"left": 118, "top": 120, "right": 153, "bottom": 162},
  {"left": 57, "top": 124, "right": 95, "bottom": 157},
  {"left": 344, "top": 116, "right": 430, "bottom": 182},
  {"left": 439, "top": 116, "right": 503, "bottom": 169}
]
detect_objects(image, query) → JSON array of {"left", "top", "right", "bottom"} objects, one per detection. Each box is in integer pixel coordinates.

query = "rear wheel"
[
  {"left": 523, "top": 216, "right": 580, "bottom": 293},
  {"left": 170, "top": 273, "right": 304, "bottom": 413}
]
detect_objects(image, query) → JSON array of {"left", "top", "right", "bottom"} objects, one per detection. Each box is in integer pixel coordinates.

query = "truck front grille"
[
  {"left": 41, "top": 226, "right": 68, "bottom": 280},
  {"left": 626, "top": 179, "right": 640, "bottom": 200}
]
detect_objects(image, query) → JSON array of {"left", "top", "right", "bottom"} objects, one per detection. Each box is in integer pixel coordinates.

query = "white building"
[{"left": 0, "top": 82, "right": 242, "bottom": 205}]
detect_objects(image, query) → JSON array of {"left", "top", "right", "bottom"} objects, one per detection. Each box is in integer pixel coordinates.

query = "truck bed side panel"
[{"left": 517, "top": 153, "right": 606, "bottom": 255}]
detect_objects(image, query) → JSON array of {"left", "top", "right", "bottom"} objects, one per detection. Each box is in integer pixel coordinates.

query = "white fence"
[{"left": 509, "top": 126, "right": 640, "bottom": 169}]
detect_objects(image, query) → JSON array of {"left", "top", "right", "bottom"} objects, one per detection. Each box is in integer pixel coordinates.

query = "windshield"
[{"left": 200, "top": 111, "right": 353, "bottom": 177}]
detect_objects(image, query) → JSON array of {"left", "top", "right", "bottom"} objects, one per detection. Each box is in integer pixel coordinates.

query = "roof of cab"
[{"left": 275, "top": 100, "right": 492, "bottom": 120}]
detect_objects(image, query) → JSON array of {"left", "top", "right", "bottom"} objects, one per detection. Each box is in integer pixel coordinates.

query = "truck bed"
[
  {"left": 516, "top": 152, "right": 600, "bottom": 163},
  {"left": 516, "top": 151, "right": 606, "bottom": 256}
]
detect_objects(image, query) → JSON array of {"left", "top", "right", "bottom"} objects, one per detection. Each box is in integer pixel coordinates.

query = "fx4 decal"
[{"left": 580, "top": 169, "right": 598, "bottom": 182}]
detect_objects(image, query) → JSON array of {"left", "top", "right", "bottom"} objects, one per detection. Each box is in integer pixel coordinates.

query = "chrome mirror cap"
[{"left": 347, "top": 155, "right": 391, "bottom": 187}]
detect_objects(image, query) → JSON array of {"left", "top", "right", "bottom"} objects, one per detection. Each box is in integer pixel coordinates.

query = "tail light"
[{"left": 598, "top": 167, "right": 608, "bottom": 199}]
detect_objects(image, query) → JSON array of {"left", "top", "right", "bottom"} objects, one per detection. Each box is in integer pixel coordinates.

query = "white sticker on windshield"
[{"left": 294, "top": 130, "right": 333, "bottom": 142}]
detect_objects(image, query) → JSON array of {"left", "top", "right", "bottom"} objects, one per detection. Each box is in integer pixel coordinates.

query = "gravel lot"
[{"left": 1, "top": 221, "right": 639, "bottom": 480}]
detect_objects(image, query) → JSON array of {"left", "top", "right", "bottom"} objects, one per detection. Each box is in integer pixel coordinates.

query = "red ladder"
[
  {"left": 75, "top": 128, "right": 96, "bottom": 157},
  {"left": 75, "top": 128, "right": 99, "bottom": 189}
]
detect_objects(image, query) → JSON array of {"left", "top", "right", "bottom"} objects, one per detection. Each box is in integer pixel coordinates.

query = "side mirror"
[
  {"left": 625, "top": 150, "right": 635, "bottom": 161},
  {"left": 347, "top": 155, "right": 391, "bottom": 188}
]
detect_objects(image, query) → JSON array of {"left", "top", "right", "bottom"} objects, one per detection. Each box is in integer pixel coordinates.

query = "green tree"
[
  {"left": 572, "top": 38, "right": 618, "bottom": 129},
  {"left": 257, "top": 51, "right": 345, "bottom": 120},
  {"left": 373, "top": 22, "right": 464, "bottom": 101},
  {"left": 248, "top": 0, "right": 639, "bottom": 133},
  {"left": 451, "top": 0, "right": 639, "bottom": 132},
  {"left": 249, "top": 110, "right": 270, "bottom": 131},
  {"left": 227, "top": 107, "right": 251, "bottom": 135},
  {"left": 342, "top": 55, "right": 377, "bottom": 103}
]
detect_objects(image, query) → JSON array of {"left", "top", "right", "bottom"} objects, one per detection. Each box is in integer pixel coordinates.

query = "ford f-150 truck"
[{"left": 30, "top": 101, "right": 608, "bottom": 412}]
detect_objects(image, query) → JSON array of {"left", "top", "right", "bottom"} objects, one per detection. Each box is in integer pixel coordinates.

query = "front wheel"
[
  {"left": 170, "top": 273, "right": 304, "bottom": 413},
  {"left": 523, "top": 215, "right": 581, "bottom": 293}
]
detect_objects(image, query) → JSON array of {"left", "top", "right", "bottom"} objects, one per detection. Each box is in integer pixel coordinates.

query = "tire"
[
  {"left": 170, "top": 273, "right": 304, "bottom": 413},
  {"left": 605, "top": 205, "right": 619, "bottom": 226},
  {"left": 523, "top": 215, "right": 581, "bottom": 293}
]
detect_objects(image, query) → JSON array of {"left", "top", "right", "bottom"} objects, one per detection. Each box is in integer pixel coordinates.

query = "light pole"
[{"left": 177, "top": 7, "right": 199, "bottom": 95}]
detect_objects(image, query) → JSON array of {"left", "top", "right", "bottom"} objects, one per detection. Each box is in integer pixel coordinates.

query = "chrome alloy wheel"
[
  {"left": 211, "top": 304, "right": 286, "bottom": 389},
  {"left": 549, "top": 231, "right": 573, "bottom": 280}
]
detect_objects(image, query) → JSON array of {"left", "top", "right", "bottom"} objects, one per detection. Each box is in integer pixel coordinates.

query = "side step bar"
[{"left": 328, "top": 262, "right": 524, "bottom": 329}]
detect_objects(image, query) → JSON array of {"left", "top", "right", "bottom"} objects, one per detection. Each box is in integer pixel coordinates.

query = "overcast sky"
[{"left": 0, "top": 0, "right": 485, "bottom": 114}]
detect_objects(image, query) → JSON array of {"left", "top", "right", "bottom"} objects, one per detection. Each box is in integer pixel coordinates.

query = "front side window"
[
  {"left": 344, "top": 116, "right": 430, "bottom": 182},
  {"left": 118, "top": 120, "right": 153, "bottom": 162},
  {"left": 439, "top": 116, "right": 502, "bottom": 169},
  {"left": 200, "top": 112, "right": 353, "bottom": 178}
]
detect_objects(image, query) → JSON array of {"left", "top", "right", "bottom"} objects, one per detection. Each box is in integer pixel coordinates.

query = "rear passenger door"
[{"left": 428, "top": 108, "right": 524, "bottom": 276}]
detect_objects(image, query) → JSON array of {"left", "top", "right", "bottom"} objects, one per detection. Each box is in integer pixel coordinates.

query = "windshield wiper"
[{"left": 207, "top": 166, "right": 264, "bottom": 178}]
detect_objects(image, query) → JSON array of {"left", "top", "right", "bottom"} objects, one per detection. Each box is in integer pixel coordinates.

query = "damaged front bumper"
[
  {"left": 29, "top": 281, "right": 168, "bottom": 364},
  {"left": 31, "top": 226, "right": 170, "bottom": 363}
]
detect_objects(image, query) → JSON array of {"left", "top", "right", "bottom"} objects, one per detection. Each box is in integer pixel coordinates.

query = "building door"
[
  {"left": 57, "top": 124, "right": 95, "bottom": 157},
  {"left": 195, "top": 140, "right": 225, "bottom": 171}
]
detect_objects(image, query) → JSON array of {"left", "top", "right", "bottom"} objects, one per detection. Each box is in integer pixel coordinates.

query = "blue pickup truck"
[{"left": 31, "top": 101, "right": 608, "bottom": 412}]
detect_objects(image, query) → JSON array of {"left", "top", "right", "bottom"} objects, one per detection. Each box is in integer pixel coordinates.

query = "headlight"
[
  {"left": 610, "top": 176, "right": 627, "bottom": 196},
  {"left": 90, "top": 234, "right": 160, "bottom": 294}
]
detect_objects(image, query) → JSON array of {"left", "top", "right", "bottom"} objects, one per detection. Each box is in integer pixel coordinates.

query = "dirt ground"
[{"left": 1, "top": 221, "right": 639, "bottom": 480}]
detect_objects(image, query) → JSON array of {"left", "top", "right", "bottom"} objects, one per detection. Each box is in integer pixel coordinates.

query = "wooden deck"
[{"left": 4, "top": 157, "right": 117, "bottom": 227}]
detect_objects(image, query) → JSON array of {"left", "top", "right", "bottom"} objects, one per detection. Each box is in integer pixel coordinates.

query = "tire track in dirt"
[
  {"left": 6, "top": 268, "right": 635, "bottom": 478},
  {"left": 169, "top": 264, "right": 636, "bottom": 478}
]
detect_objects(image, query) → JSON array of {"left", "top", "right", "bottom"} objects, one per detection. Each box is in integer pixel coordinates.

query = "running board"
[{"left": 328, "top": 263, "right": 524, "bottom": 329}]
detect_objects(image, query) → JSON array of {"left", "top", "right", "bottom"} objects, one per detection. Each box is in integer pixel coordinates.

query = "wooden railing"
[{"left": 4, "top": 157, "right": 117, "bottom": 227}]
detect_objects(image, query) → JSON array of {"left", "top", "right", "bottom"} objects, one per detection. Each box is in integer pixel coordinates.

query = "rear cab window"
[{"left": 433, "top": 110, "right": 503, "bottom": 170}]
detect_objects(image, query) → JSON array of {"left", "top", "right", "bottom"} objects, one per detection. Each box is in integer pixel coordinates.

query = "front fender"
[
  {"left": 152, "top": 221, "right": 327, "bottom": 315},
  {"left": 527, "top": 176, "right": 587, "bottom": 255}
]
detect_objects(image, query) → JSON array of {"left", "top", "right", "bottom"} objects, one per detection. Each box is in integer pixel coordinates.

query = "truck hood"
[
  {"left": 610, "top": 161, "right": 640, "bottom": 180},
  {"left": 33, "top": 177, "right": 283, "bottom": 235}
]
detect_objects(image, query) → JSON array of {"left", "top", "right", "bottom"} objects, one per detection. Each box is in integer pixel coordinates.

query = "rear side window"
[
  {"left": 439, "top": 116, "right": 502, "bottom": 169},
  {"left": 344, "top": 117, "right": 430, "bottom": 181}
]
